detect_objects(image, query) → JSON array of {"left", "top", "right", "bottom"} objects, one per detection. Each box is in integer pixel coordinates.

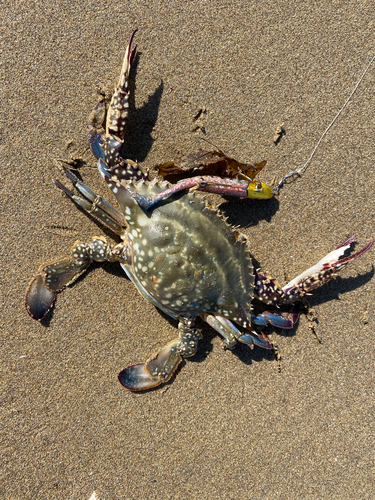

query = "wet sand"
[{"left": 1, "top": 1, "right": 374, "bottom": 498}]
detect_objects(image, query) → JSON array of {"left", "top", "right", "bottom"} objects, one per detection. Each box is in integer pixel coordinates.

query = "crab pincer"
[{"left": 89, "top": 28, "right": 138, "bottom": 168}]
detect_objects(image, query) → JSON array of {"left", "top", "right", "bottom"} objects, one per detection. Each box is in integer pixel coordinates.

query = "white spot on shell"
[{"left": 137, "top": 216, "right": 149, "bottom": 227}]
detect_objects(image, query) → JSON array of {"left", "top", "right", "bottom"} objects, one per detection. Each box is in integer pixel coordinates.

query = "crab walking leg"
[
  {"left": 202, "top": 314, "right": 273, "bottom": 349},
  {"left": 130, "top": 176, "right": 274, "bottom": 210},
  {"left": 254, "top": 235, "right": 373, "bottom": 310},
  {"left": 203, "top": 314, "right": 238, "bottom": 349},
  {"left": 118, "top": 318, "right": 201, "bottom": 391},
  {"left": 89, "top": 29, "right": 138, "bottom": 167},
  {"left": 54, "top": 168, "right": 126, "bottom": 235},
  {"left": 25, "top": 237, "right": 132, "bottom": 320}
]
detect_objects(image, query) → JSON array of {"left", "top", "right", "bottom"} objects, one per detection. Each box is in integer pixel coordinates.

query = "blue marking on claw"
[
  {"left": 98, "top": 159, "right": 111, "bottom": 178},
  {"left": 88, "top": 131, "right": 105, "bottom": 160}
]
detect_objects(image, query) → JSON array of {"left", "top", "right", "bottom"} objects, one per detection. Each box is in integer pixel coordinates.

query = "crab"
[{"left": 25, "top": 30, "right": 373, "bottom": 391}]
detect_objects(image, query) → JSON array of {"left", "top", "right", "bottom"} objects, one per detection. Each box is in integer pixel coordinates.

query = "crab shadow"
[
  {"left": 121, "top": 52, "right": 164, "bottom": 162},
  {"left": 218, "top": 196, "right": 279, "bottom": 228},
  {"left": 305, "top": 268, "right": 374, "bottom": 307}
]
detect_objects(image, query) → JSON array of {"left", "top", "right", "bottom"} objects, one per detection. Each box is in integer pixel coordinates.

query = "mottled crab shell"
[{"left": 105, "top": 163, "right": 255, "bottom": 327}]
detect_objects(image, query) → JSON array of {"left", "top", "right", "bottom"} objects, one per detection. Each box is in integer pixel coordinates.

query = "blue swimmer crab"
[{"left": 25, "top": 30, "right": 373, "bottom": 390}]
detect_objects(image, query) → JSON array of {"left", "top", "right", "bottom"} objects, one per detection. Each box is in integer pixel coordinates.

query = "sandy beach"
[{"left": 1, "top": 1, "right": 374, "bottom": 498}]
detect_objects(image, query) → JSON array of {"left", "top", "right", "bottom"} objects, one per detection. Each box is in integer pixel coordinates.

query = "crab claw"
[
  {"left": 25, "top": 273, "right": 56, "bottom": 320},
  {"left": 252, "top": 307, "right": 299, "bottom": 329},
  {"left": 281, "top": 235, "right": 373, "bottom": 304},
  {"left": 118, "top": 340, "right": 182, "bottom": 391},
  {"left": 88, "top": 29, "right": 138, "bottom": 168},
  {"left": 105, "top": 28, "right": 138, "bottom": 142}
]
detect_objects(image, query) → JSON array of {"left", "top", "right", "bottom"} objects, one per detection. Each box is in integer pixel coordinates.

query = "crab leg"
[
  {"left": 25, "top": 237, "right": 132, "bottom": 320},
  {"left": 118, "top": 318, "right": 201, "bottom": 391},
  {"left": 89, "top": 29, "right": 138, "bottom": 167},
  {"left": 54, "top": 168, "right": 126, "bottom": 234},
  {"left": 203, "top": 314, "right": 238, "bottom": 349},
  {"left": 202, "top": 313, "right": 273, "bottom": 349},
  {"left": 254, "top": 235, "right": 373, "bottom": 310},
  {"left": 130, "top": 175, "right": 274, "bottom": 210}
]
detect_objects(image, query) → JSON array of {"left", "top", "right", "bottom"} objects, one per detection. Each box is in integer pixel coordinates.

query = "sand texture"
[{"left": 1, "top": 1, "right": 374, "bottom": 499}]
